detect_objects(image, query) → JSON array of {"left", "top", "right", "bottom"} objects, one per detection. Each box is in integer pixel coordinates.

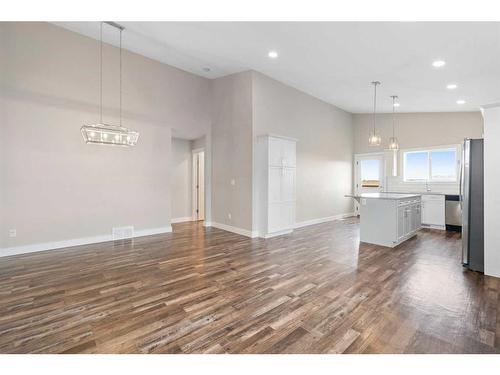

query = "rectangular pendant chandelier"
[
  {"left": 82, "top": 22, "right": 140, "bottom": 147},
  {"left": 81, "top": 123, "right": 139, "bottom": 146}
]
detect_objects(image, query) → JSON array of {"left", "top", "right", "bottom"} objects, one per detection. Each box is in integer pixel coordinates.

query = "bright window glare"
[
  {"left": 431, "top": 149, "right": 457, "bottom": 181},
  {"left": 360, "top": 159, "right": 380, "bottom": 187},
  {"left": 404, "top": 152, "right": 429, "bottom": 181},
  {"left": 403, "top": 148, "right": 457, "bottom": 182}
]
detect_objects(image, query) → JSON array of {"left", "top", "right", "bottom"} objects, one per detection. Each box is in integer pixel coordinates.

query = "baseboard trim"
[
  {"left": 210, "top": 222, "right": 258, "bottom": 238},
  {"left": 294, "top": 212, "right": 355, "bottom": 229},
  {"left": 0, "top": 226, "right": 173, "bottom": 258},
  {"left": 171, "top": 216, "right": 194, "bottom": 224},
  {"left": 421, "top": 224, "right": 446, "bottom": 231},
  {"left": 261, "top": 229, "right": 293, "bottom": 239}
]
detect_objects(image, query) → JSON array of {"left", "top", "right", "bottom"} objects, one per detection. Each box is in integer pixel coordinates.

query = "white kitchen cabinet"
[
  {"left": 256, "top": 135, "right": 297, "bottom": 238},
  {"left": 421, "top": 194, "right": 445, "bottom": 229},
  {"left": 396, "top": 199, "right": 421, "bottom": 242},
  {"left": 357, "top": 193, "right": 421, "bottom": 247}
]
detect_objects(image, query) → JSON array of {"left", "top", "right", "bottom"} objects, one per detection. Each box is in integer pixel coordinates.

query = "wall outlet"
[
  {"left": 228, "top": 213, "right": 232, "bottom": 220},
  {"left": 230, "top": 179, "right": 236, "bottom": 186},
  {"left": 9, "top": 229, "right": 16, "bottom": 238}
]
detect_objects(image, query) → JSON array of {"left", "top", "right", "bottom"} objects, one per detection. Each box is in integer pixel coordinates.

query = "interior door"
[{"left": 354, "top": 154, "right": 385, "bottom": 214}]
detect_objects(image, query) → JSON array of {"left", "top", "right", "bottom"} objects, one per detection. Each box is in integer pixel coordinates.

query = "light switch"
[
  {"left": 361, "top": 199, "right": 367, "bottom": 206},
  {"left": 9, "top": 229, "right": 16, "bottom": 238},
  {"left": 230, "top": 179, "right": 236, "bottom": 186}
]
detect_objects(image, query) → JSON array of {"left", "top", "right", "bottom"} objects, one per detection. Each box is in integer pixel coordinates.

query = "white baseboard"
[
  {"left": 171, "top": 216, "right": 194, "bottom": 224},
  {"left": 210, "top": 222, "right": 258, "bottom": 238},
  {"left": 0, "top": 226, "right": 172, "bottom": 258},
  {"left": 294, "top": 212, "right": 355, "bottom": 229},
  {"left": 421, "top": 224, "right": 446, "bottom": 231},
  {"left": 261, "top": 229, "right": 293, "bottom": 239}
]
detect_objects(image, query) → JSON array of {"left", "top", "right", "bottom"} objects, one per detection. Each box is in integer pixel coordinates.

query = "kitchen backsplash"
[{"left": 385, "top": 176, "right": 459, "bottom": 195}]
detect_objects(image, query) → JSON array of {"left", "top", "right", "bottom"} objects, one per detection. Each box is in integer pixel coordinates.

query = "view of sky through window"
[
  {"left": 404, "top": 148, "right": 457, "bottom": 181},
  {"left": 360, "top": 159, "right": 380, "bottom": 187},
  {"left": 431, "top": 149, "right": 457, "bottom": 180}
]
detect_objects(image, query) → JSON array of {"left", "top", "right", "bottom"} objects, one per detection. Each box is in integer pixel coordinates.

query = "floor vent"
[{"left": 112, "top": 226, "right": 134, "bottom": 241}]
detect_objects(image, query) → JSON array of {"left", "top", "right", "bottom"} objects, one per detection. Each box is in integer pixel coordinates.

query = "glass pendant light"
[
  {"left": 368, "top": 81, "right": 381, "bottom": 146},
  {"left": 388, "top": 95, "right": 399, "bottom": 150},
  {"left": 81, "top": 22, "right": 139, "bottom": 147}
]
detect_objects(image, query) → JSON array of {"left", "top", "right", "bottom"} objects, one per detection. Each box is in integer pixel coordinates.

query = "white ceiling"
[{"left": 54, "top": 22, "right": 500, "bottom": 113}]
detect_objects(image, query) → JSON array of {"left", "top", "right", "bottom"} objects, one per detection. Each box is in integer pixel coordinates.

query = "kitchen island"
[{"left": 346, "top": 193, "right": 422, "bottom": 247}]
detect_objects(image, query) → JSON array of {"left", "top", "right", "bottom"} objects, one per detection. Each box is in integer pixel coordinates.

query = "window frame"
[{"left": 402, "top": 145, "right": 460, "bottom": 183}]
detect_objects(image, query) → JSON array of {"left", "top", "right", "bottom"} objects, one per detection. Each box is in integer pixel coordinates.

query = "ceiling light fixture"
[
  {"left": 456, "top": 99, "right": 466, "bottom": 105},
  {"left": 432, "top": 60, "right": 446, "bottom": 68},
  {"left": 447, "top": 83, "right": 458, "bottom": 90},
  {"left": 268, "top": 50, "right": 278, "bottom": 59},
  {"left": 81, "top": 22, "right": 139, "bottom": 147},
  {"left": 388, "top": 95, "right": 399, "bottom": 151},
  {"left": 368, "top": 81, "right": 382, "bottom": 147}
]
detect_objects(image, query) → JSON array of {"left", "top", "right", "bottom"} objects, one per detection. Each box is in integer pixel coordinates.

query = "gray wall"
[
  {"left": 252, "top": 72, "right": 354, "bottom": 223},
  {"left": 483, "top": 105, "right": 500, "bottom": 278},
  {"left": 210, "top": 72, "right": 254, "bottom": 231},
  {"left": 0, "top": 22, "right": 211, "bottom": 249},
  {"left": 171, "top": 138, "right": 193, "bottom": 220},
  {"left": 353, "top": 112, "right": 483, "bottom": 154}
]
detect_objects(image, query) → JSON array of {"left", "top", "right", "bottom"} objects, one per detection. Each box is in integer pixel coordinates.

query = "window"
[
  {"left": 360, "top": 159, "right": 380, "bottom": 187},
  {"left": 403, "top": 147, "right": 457, "bottom": 182}
]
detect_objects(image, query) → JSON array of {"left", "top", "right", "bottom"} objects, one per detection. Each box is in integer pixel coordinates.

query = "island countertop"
[{"left": 345, "top": 193, "right": 421, "bottom": 200}]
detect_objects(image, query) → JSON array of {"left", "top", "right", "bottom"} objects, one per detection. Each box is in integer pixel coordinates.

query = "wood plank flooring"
[{"left": 0, "top": 218, "right": 499, "bottom": 353}]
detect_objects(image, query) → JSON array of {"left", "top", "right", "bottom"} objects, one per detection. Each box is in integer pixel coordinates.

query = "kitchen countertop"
[
  {"left": 385, "top": 191, "right": 451, "bottom": 196},
  {"left": 345, "top": 193, "right": 421, "bottom": 200}
]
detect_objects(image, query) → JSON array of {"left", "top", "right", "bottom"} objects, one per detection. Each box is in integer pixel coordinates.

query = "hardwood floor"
[{"left": 0, "top": 218, "right": 498, "bottom": 354}]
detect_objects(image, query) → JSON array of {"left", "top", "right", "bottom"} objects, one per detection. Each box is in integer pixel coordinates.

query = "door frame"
[
  {"left": 354, "top": 152, "right": 386, "bottom": 214},
  {"left": 192, "top": 148, "right": 205, "bottom": 221}
]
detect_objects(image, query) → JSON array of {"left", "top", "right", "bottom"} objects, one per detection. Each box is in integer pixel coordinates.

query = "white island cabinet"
[{"left": 347, "top": 193, "right": 421, "bottom": 248}]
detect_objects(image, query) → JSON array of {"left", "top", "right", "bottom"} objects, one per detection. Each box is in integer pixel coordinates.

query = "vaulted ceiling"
[{"left": 54, "top": 22, "right": 500, "bottom": 113}]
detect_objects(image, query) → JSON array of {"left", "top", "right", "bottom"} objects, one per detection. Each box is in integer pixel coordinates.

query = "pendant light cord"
[
  {"left": 372, "top": 81, "right": 380, "bottom": 133},
  {"left": 119, "top": 28, "right": 122, "bottom": 128},
  {"left": 392, "top": 96, "right": 396, "bottom": 138},
  {"left": 100, "top": 22, "right": 103, "bottom": 124},
  {"left": 373, "top": 84, "right": 376, "bottom": 132}
]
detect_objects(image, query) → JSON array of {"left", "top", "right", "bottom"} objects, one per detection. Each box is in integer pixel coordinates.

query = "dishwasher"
[{"left": 445, "top": 195, "right": 462, "bottom": 231}]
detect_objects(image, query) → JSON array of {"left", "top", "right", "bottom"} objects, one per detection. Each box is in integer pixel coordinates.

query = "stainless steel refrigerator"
[{"left": 460, "top": 138, "right": 484, "bottom": 272}]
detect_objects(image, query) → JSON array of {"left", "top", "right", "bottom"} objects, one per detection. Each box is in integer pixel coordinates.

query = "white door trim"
[
  {"left": 353, "top": 152, "right": 385, "bottom": 214},
  {"left": 192, "top": 148, "right": 205, "bottom": 221}
]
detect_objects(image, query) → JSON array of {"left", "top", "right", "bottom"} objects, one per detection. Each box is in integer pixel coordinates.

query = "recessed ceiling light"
[
  {"left": 456, "top": 99, "right": 466, "bottom": 105},
  {"left": 393, "top": 103, "right": 400, "bottom": 107},
  {"left": 432, "top": 60, "right": 446, "bottom": 68},
  {"left": 446, "top": 83, "right": 457, "bottom": 90},
  {"left": 268, "top": 50, "right": 278, "bottom": 59}
]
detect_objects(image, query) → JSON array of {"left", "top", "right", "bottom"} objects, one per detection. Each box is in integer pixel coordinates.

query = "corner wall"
[
  {"left": 210, "top": 72, "right": 254, "bottom": 232},
  {"left": 171, "top": 138, "right": 193, "bottom": 220},
  {"left": 483, "top": 105, "right": 500, "bottom": 278},
  {"left": 252, "top": 72, "right": 354, "bottom": 225}
]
